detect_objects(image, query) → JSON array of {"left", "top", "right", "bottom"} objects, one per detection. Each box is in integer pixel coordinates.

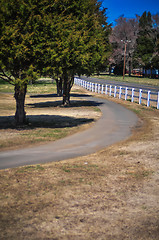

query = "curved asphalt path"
[{"left": 0, "top": 96, "right": 138, "bottom": 169}]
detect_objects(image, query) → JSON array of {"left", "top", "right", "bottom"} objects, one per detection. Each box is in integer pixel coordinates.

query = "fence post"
[
  {"left": 105, "top": 85, "right": 108, "bottom": 95},
  {"left": 109, "top": 85, "right": 112, "bottom": 96},
  {"left": 101, "top": 84, "right": 104, "bottom": 94},
  {"left": 98, "top": 84, "right": 100, "bottom": 93},
  {"left": 157, "top": 92, "right": 159, "bottom": 109},
  {"left": 95, "top": 83, "right": 97, "bottom": 92},
  {"left": 89, "top": 82, "right": 91, "bottom": 91},
  {"left": 91, "top": 82, "right": 93, "bottom": 91},
  {"left": 125, "top": 87, "right": 128, "bottom": 100},
  {"left": 114, "top": 86, "right": 117, "bottom": 98},
  {"left": 119, "top": 86, "right": 122, "bottom": 99},
  {"left": 131, "top": 88, "right": 134, "bottom": 102},
  {"left": 139, "top": 89, "right": 142, "bottom": 104},
  {"left": 147, "top": 90, "right": 151, "bottom": 107}
]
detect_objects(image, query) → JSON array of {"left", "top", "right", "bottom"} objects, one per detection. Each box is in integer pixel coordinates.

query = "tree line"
[{"left": 109, "top": 11, "right": 159, "bottom": 77}]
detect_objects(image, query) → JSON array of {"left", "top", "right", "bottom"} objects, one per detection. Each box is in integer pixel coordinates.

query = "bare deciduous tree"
[{"left": 109, "top": 15, "right": 139, "bottom": 75}]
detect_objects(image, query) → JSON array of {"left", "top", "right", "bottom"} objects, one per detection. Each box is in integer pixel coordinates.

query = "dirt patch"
[{"left": 0, "top": 88, "right": 159, "bottom": 239}]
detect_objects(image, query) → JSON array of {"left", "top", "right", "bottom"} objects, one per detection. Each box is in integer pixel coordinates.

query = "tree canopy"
[{"left": 0, "top": 0, "right": 111, "bottom": 124}]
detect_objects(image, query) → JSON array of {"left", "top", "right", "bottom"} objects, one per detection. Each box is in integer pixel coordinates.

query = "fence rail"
[{"left": 74, "top": 78, "right": 159, "bottom": 109}]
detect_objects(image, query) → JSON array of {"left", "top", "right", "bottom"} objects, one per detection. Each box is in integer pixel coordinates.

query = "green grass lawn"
[{"left": 0, "top": 78, "right": 57, "bottom": 94}]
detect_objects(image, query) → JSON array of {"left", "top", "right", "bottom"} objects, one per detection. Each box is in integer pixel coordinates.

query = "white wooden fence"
[{"left": 74, "top": 78, "right": 159, "bottom": 109}]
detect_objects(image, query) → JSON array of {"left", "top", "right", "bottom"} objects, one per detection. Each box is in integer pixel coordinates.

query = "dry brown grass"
[
  {"left": 0, "top": 88, "right": 159, "bottom": 239},
  {"left": 0, "top": 88, "right": 101, "bottom": 151}
]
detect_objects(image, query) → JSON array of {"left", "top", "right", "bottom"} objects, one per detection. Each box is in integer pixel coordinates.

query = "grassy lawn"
[
  {"left": 93, "top": 73, "right": 159, "bottom": 86},
  {"left": 0, "top": 78, "right": 57, "bottom": 94},
  {"left": 0, "top": 80, "right": 101, "bottom": 151},
  {"left": 0, "top": 82, "right": 159, "bottom": 239}
]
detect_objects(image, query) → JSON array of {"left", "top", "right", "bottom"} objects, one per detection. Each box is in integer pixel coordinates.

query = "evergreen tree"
[
  {"left": 151, "top": 13, "right": 159, "bottom": 71},
  {"left": 133, "top": 11, "right": 155, "bottom": 71},
  {"left": 47, "top": 0, "right": 111, "bottom": 105},
  {"left": 0, "top": 0, "right": 111, "bottom": 124},
  {"left": 0, "top": 0, "right": 52, "bottom": 124}
]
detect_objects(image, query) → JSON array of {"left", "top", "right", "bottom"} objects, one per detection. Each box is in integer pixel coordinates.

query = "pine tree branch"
[{"left": 0, "top": 69, "right": 15, "bottom": 85}]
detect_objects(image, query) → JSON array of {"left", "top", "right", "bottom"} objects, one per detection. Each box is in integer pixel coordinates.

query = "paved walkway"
[{"left": 0, "top": 96, "right": 138, "bottom": 169}]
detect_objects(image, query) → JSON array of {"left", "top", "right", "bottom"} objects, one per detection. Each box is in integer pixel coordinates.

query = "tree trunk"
[
  {"left": 14, "top": 84, "right": 27, "bottom": 125},
  {"left": 62, "top": 72, "right": 74, "bottom": 106},
  {"left": 109, "top": 66, "right": 112, "bottom": 75},
  {"left": 129, "top": 60, "right": 131, "bottom": 77},
  {"left": 55, "top": 77, "right": 63, "bottom": 96},
  {"left": 63, "top": 75, "right": 70, "bottom": 106}
]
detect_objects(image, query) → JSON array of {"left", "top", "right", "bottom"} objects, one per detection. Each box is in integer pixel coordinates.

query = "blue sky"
[{"left": 102, "top": 0, "right": 159, "bottom": 25}]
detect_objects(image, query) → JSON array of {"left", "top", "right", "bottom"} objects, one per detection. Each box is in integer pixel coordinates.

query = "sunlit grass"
[
  {"left": 0, "top": 86, "right": 100, "bottom": 151},
  {"left": 0, "top": 127, "right": 75, "bottom": 150},
  {"left": 0, "top": 79, "right": 56, "bottom": 94}
]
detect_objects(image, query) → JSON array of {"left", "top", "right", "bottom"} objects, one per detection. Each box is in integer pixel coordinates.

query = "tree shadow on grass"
[
  {"left": 27, "top": 100, "right": 62, "bottom": 108},
  {"left": 0, "top": 115, "right": 95, "bottom": 130},
  {"left": 30, "top": 93, "right": 92, "bottom": 98},
  {"left": 30, "top": 93, "right": 58, "bottom": 98},
  {"left": 26, "top": 100, "right": 103, "bottom": 109}
]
